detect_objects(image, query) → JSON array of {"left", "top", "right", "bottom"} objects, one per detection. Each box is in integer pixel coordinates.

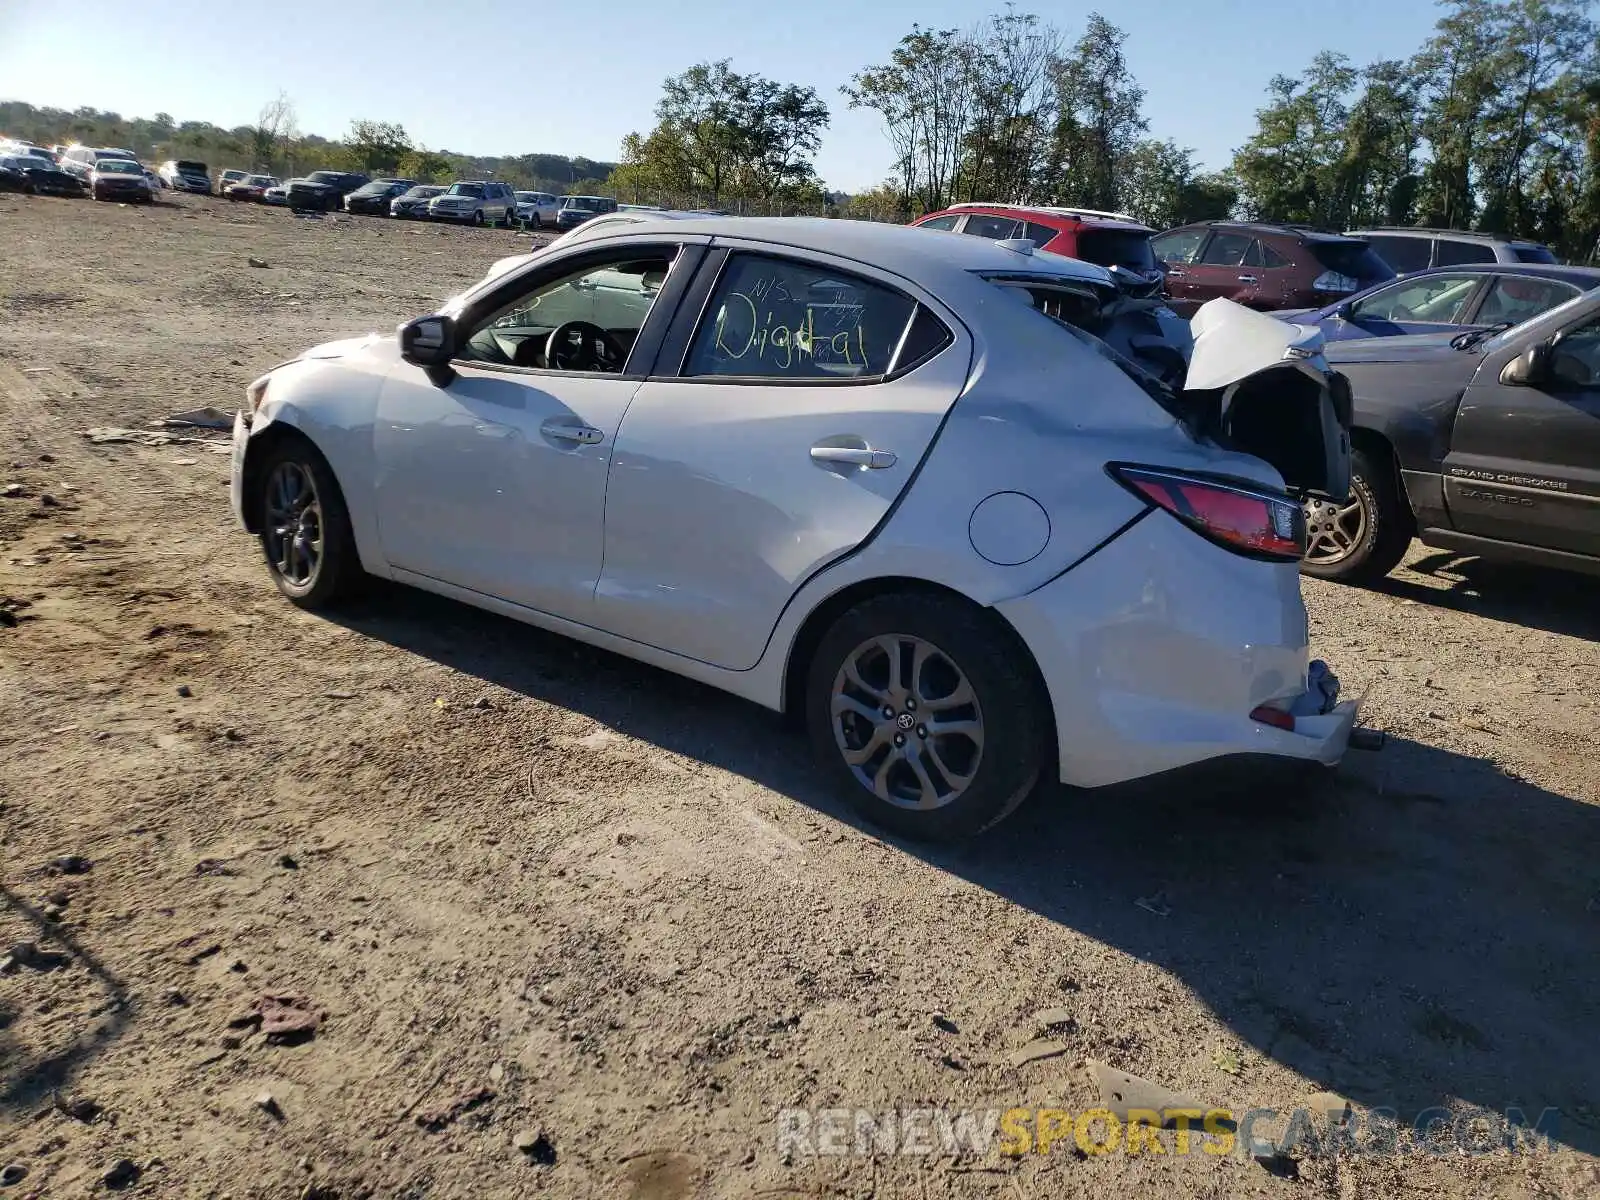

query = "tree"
[
  {"left": 397, "top": 147, "right": 452, "bottom": 182},
  {"left": 345, "top": 120, "right": 413, "bottom": 173},
  {"left": 252, "top": 91, "right": 297, "bottom": 172},
  {"left": 844, "top": 25, "right": 976, "bottom": 212},
  {"left": 1039, "top": 13, "right": 1148, "bottom": 210},
  {"left": 619, "top": 60, "right": 829, "bottom": 204}
]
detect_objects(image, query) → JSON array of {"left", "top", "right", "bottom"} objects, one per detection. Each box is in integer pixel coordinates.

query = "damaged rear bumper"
[{"left": 995, "top": 508, "right": 1380, "bottom": 788}]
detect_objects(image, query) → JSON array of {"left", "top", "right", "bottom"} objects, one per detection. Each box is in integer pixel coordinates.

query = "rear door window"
[
  {"left": 1023, "top": 221, "right": 1060, "bottom": 249},
  {"left": 1198, "top": 232, "right": 1254, "bottom": 266},
  {"left": 1435, "top": 239, "right": 1497, "bottom": 266},
  {"left": 685, "top": 252, "right": 928, "bottom": 380},
  {"left": 1474, "top": 276, "right": 1581, "bottom": 325},
  {"left": 917, "top": 214, "right": 961, "bottom": 231},
  {"left": 963, "top": 215, "right": 1022, "bottom": 241}
]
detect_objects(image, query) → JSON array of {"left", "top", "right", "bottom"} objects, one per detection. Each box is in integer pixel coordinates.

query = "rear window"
[
  {"left": 1511, "top": 243, "right": 1558, "bottom": 264},
  {"left": 1309, "top": 239, "right": 1394, "bottom": 282},
  {"left": 1076, "top": 229, "right": 1157, "bottom": 272}
]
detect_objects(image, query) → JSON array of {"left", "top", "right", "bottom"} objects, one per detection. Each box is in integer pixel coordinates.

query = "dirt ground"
[{"left": 1, "top": 191, "right": 1598, "bottom": 1200}]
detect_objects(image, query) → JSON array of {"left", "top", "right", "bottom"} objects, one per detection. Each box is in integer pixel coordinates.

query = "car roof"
[
  {"left": 1399, "top": 262, "right": 1600, "bottom": 283},
  {"left": 563, "top": 215, "right": 1113, "bottom": 284}
]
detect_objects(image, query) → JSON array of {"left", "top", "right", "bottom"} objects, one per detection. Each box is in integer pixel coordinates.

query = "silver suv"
[
  {"left": 427, "top": 180, "right": 517, "bottom": 226},
  {"left": 1347, "top": 226, "right": 1559, "bottom": 273}
]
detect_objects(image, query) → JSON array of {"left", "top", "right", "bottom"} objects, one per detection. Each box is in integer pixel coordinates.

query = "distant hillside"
[{"left": 0, "top": 100, "right": 616, "bottom": 192}]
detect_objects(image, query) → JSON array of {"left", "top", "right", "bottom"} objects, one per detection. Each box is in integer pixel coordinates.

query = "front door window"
[{"left": 457, "top": 251, "right": 678, "bottom": 372}]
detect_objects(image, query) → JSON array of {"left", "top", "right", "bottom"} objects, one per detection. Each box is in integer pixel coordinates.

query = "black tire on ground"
[
  {"left": 1299, "top": 445, "right": 1413, "bottom": 584},
  {"left": 253, "top": 436, "right": 364, "bottom": 610},
  {"left": 805, "top": 593, "right": 1046, "bottom": 842},
  {"left": 472, "top": 210, "right": 484, "bottom": 226},
  {"left": 531, "top": 213, "right": 541, "bottom": 229}
]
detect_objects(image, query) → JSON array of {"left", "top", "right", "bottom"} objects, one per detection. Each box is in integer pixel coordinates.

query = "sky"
[{"left": 0, "top": 0, "right": 1445, "bottom": 191}]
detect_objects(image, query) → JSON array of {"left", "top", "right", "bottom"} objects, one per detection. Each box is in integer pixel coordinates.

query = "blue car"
[{"left": 1274, "top": 263, "right": 1600, "bottom": 342}]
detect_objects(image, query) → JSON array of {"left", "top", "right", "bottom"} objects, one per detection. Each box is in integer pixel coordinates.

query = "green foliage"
[
  {"left": 1232, "top": 0, "right": 1600, "bottom": 259},
  {"left": 842, "top": 10, "right": 1214, "bottom": 226},
  {"left": 616, "top": 60, "right": 830, "bottom": 203}
]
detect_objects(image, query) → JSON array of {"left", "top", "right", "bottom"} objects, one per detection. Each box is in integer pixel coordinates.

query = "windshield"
[
  {"left": 1511, "top": 244, "right": 1558, "bottom": 264},
  {"left": 515, "top": 192, "right": 540, "bottom": 202},
  {"left": 1309, "top": 239, "right": 1394, "bottom": 282},
  {"left": 177, "top": 160, "right": 207, "bottom": 173},
  {"left": 1075, "top": 229, "right": 1158, "bottom": 273},
  {"left": 404, "top": 186, "right": 443, "bottom": 198},
  {"left": 307, "top": 171, "right": 344, "bottom": 184},
  {"left": 563, "top": 197, "right": 605, "bottom": 211},
  {"left": 97, "top": 160, "right": 141, "bottom": 174},
  {"left": 447, "top": 183, "right": 485, "bottom": 198},
  {"left": 247, "top": 176, "right": 275, "bottom": 186}
]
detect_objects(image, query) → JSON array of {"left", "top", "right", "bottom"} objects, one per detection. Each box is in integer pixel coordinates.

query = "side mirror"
[
  {"left": 1499, "top": 341, "right": 1551, "bottom": 387},
  {"left": 399, "top": 314, "right": 456, "bottom": 385},
  {"left": 1334, "top": 301, "right": 1355, "bottom": 321}
]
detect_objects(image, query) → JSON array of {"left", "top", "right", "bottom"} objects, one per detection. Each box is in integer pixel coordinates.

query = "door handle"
[
  {"left": 1166, "top": 269, "right": 1186, "bottom": 278},
  {"left": 541, "top": 420, "right": 603, "bottom": 444},
  {"left": 811, "top": 445, "right": 897, "bottom": 470},
  {"left": 1237, "top": 274, "right": 1259, "bottom": 283}
]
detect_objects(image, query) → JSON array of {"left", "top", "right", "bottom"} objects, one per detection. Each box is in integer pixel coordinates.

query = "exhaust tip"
[{"left": 1348, "top": 727, "right": 1387, "bottom": 752}]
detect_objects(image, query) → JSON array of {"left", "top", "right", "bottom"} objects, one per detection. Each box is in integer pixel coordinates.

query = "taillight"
[{"left": 1108, "top": 464, "right": 1305, "bottom": 561}]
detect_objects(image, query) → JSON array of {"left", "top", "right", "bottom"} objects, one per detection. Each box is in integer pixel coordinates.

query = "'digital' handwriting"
[{"left": 713, "top": 291, "right": 867, "bottom": 370}]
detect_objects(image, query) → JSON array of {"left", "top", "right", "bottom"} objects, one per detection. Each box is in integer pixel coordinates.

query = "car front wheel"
[
  {"left": 1299, "top": 446, "right": 1412, "bottom": 584},
  {"left": 254, "top": 439, "right": 362, "bottom": 609},
  {"left": 806, "top": 593, "right": 1046, "bottom": 841}
]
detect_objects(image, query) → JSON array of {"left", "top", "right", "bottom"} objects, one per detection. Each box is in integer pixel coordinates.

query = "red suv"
[
  {"left": 1150, "top": 221, "right": 1394, "bottom": 316},
  {"left": 910, "top": 203, "right": 1162, "bottom": 276}
]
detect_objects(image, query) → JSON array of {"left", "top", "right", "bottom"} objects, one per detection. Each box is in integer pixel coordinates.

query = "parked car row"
[{"left": 913, "top": 201, "right": 1600, "bottom": 593}]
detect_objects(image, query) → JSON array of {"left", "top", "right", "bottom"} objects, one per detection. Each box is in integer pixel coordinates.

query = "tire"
[
  {"left": 805, "top": 593, "right": 1046, "bottom": 841},
  {"left": 1299, "top": 445, "right": 1412, "bottom": 584},
  {"left": 531, "top": 213, "right": 541, "bottom": 229},
  {"left": 472, "top": 209, "right": 484, "bottom": 226},
  {"left": 253, "top": 438, "right": 363, "bottom": 609}
]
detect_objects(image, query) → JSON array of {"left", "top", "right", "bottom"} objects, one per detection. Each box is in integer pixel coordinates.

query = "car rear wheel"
[
  {"left": 254, "top": 439, "right": 362, "bottom": 609},
  {"left": 806, "top": 593, "right": 1045, "bottom": 841},
  {"left": 1299, "top": 446, "right": 1411, "bottom": 584}
]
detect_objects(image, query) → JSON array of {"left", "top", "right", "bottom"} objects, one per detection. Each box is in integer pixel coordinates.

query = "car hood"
[
  {"left": 299, "top": 333, "right": 389, "bottom": 361},
  {"left": 1323, "top": 331, "right": 1473, "bottom": 366}
]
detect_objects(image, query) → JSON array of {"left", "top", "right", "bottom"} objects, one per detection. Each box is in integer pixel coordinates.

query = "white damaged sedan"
[{"left": 231, "top": 217, "right": 1376, "bottom": 840}]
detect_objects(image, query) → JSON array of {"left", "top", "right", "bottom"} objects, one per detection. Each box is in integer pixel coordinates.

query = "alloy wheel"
[
  {"left": 263, "top": 461, "right": 324, "bottom": 587},
  {"left": 1303, "top": 490, "right": 1370, "bottom": 565},
  {"left": 830, "top": 634, "right": 984, "bottom": 811}
]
